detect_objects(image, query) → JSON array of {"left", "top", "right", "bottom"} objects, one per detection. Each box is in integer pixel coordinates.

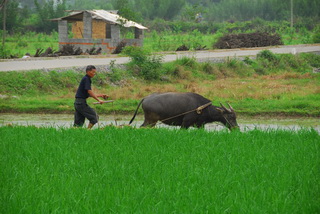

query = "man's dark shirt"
[{"left": 75, "top": 75, "right": 92, "bottom": 99}]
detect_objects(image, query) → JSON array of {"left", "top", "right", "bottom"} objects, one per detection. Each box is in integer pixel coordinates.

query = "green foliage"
[
  {"left": 0, "top": 70, "right": 81, "bottom": 95},
  {"left": 0, "top": 45, "right": 13, "bottom": 59},
  {"left": 175, "top": 56, "right": 198, "bottom": 68},
  {"left": 254, "top": 51, "right": 319, "bottom": 74},
  {"left": 123, "top": 46, "right": 163, "bottom": 80},
  {"left": 132, "top": 0, "right": 185, "bottom": 20},
  {"left": 1, "top": 126, "right": 319, "bottom": 213},
  {"left": 204, "top": 0, "right": 319, "bottom": 22},
  {"left": 1, "top": 52, "right": 319, "bottom": 115},
  {"left": 257, "top": 50, "right": 279, "bottom": 62},
  {"left": 114, "top": 0, "right": 142, "bottom": 23},
  {"left": 1, "top": 0, "right": 320, "bottom": 35},
  {"left": 300, "top": 53, "right": 320, "bottom": 68},
  {"left": 312, "top": 31, "right": 320, "bottom": 43},
  {"left": 0, "top": 0, "right": 23, "bottom": 32},
  {"left": 1, "top": 18, "right": 319, "bottom": 58},
  {"left": 33, "top": 0, "right": 66, "bottom": 33}
]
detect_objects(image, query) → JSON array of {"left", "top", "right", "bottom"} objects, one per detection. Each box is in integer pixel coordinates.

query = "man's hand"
[
  {"left": 97, "top": 94, "right": 109, "bottom": 100},
  {"left": 101, "top": 94, "right": 109, "bottom": 100}
]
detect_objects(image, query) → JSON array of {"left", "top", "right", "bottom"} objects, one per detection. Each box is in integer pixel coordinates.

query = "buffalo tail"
[{"left": 129, "top": 98, "right": 144, "bottom": 125}]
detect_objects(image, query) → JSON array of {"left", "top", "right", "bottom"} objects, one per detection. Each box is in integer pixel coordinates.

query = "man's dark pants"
[{"left": 74, "top": 98, "right": 98, "bottom": 127}]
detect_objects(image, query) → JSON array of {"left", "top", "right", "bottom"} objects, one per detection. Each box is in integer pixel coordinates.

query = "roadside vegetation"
[
  {"left": 1, "top": 18, "right": 320, "bottom": 58},
  {"left": 1, "top": 126, "right": 319, "bottom": 213},
  {"left": 1, "top": 49, "right": 319, "bottom": 116},
  {"left": 1, "top": 0, "right": 320, "bottom": 58}
]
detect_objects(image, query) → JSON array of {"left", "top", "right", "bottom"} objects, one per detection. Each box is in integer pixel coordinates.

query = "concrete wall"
[
  {"left": 58, "top": 20, "right": 68, "bottom": 41},
  {"left": 83, "top": 12, "right": 92, "bottom": 39}
]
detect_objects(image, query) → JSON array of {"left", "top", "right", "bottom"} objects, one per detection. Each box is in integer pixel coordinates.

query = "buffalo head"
[{"left": 218, "top": 102, "right": 239, "bottom": 130}]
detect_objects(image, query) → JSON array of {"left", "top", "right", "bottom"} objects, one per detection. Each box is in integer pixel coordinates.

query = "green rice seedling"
[{"left": 1, "top": 126, "right": 319, "bottom": 213}]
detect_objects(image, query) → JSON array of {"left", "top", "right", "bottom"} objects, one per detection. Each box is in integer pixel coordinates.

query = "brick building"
[{"left": 52, "top": 10, "right": 147, "bottom": 54}]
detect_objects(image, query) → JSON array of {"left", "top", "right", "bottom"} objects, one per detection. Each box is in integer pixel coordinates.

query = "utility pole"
[
  {"left": 290, "top": 0, "right": 293, "bottom": 29},
  {"left": 1, "top": 0, "right": 7, "bottom": 47}
]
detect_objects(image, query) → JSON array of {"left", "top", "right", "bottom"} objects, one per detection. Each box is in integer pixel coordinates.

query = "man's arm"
[
  {"left": 88, "top": 90, "right": 109, "bottom": 104},
  {"left": 88, "top": 90, "right": 103, "bottom": 104}
]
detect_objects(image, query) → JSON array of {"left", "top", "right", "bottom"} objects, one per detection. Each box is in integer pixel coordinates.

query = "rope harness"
[
  {"left": 149, "top": 102, "right": 213, "bottom": 127},
  {"left": 221, "top": 113, "right": 232, "bottom": 128}
]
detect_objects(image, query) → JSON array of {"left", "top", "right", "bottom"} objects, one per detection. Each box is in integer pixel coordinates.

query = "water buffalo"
[{"left": 129, "top": 92, "right": 239, "bottom": 130}]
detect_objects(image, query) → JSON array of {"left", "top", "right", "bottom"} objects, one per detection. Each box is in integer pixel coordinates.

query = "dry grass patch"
[
  {"left": 262, "top": 72, "right": 313, "bottom": 80},
  {"left": 86, "top": 74, "right": 319, "bottom": 102}
]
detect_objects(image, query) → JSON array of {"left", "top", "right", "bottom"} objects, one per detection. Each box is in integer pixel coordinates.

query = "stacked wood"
[
  {"left": 214, "top": 32, "right": 283, "bottom": 49},
  {"left": 112, "top": 40, "right": 127, "bottom": 54}
]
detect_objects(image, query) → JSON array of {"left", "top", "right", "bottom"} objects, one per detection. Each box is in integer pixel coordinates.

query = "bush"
[
  {"left": 175, "top": 56, "right": 198, "bottom": 68},
  {"left": 257, "top": 50, "right": 279, "bottom": 62},
  {"left": 312, "top": 31, "right": 320, "bottom": 43},
  {"left": 0, "top": 45, "right": 13, "bottom": 59},
  {"left": 122, "top": 46, "right": 163, "bottom": 81}
]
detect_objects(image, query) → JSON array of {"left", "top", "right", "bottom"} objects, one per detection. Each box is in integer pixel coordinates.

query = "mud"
[{"left": 1, "top": 114, "right": 319, "bottom": 133}]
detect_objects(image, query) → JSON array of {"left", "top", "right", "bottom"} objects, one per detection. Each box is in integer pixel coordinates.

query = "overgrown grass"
[
  {"left": 1, "top": 126, "right": 319, "bottom": 213},
  {"left": 0, "top": 51, "right": 320, "bottom": 116},
  {"left": 1, "top": 31, "right": 59, "bottom": 58},
  {"left": 0, "top": 52, "right": 319, "bottom": 116},
  {"left": 1, "top": 18, "right": 320, "bottom": 58}
]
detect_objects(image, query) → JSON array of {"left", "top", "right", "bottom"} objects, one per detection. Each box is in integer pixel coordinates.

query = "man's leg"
[
  {"left": 82, "top": 104, "right": 99, "bottom": 129},
  {"left": 74, "top": 108, "right": 85, "bottom": 127},
  {"left": 88, "top": 123, "right": 94, "bottom": 129}
]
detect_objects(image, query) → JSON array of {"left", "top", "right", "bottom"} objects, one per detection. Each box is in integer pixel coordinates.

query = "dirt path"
[{"left": 1, "top": 44, "right": 319, "bottom": 72}]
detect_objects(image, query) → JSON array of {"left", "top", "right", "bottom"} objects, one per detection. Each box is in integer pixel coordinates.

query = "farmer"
[{"left": 74, "top": 65, "right": 108, "bottom": 129}]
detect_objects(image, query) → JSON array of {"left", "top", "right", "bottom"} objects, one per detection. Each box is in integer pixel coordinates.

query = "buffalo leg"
[
  {"left": 140, "top": 112, "right": 159, "bottom": 127},
  {"left": 181, "top": 114, "right": 199, "bottom": 129}
]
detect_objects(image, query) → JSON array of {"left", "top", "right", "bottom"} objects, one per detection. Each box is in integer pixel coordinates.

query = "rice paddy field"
[{"left": 1, "top": 126, "right": 319, "bottom": 213}]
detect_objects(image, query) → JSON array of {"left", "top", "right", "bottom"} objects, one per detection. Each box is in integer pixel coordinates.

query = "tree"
[
  {"left": 133, "top": 0, "right": 185, "bottom": 20},
  {"left": 33, "top": 0, "right": 66, "bottom": 33},
  {"left": 0, "top": 0, "right": 23, "bottom": 32},
  {"left": 111, "top": 0, "right": 142, "bottom": 23}
]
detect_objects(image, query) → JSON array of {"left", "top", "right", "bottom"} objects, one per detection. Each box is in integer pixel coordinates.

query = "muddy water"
[{"left": 0, "top": 113, "right": 319, "bottom": 133}]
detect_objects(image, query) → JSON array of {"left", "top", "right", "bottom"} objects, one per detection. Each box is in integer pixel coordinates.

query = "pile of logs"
[
  {"left": 33, "top": 45, "right": 102, "bottom": 57},
  {"left": 214, "top": 32, "right": 283, "bottom": 49}
]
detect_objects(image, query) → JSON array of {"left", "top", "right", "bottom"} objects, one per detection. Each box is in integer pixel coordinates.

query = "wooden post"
[
  {"left": 2, "top": 0, "right": 7, "bottom": 47},
  {"left": 290, "top": 0, "right": 293, "bottom": 29}
]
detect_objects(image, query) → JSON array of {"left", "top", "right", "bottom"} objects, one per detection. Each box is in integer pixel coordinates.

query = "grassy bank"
[
  {"left": 1, "top": 126, "right": 319, "bottom": 213},
  {"left": 1, "top": 51, "right": 319, "bottom": 116}
]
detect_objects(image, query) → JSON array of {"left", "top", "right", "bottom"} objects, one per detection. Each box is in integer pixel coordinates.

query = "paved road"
[{"left": 1, "top": 44, "right": 319, "bottom": 72}]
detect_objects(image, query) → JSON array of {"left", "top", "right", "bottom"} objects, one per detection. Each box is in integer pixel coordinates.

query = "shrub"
[
  {"left": 202, "top": 62, "right": 215, "bottom": 74},
  {"left": 175, "top": 56, "right": 198, "bottom": 69},
  {"left": 0, "top": 45, "right": 13, "bottom": 59},
  {"left": 122, "top": 46, "right": 163, "bottom": 81},
  {"left": 172, "top": 65, "right": 192, "bottom": 79},
  {"left": 312, "top": 31, "right": 320, "bottom": 43},
  {"left": 257, "top": 50, "right": 279, "bottom": 62}
]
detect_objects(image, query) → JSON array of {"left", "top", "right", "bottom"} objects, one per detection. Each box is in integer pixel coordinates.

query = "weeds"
[
  {"left": 0, "top": 52, "right": 319, "bottom": 115},
  {"left": 123, "top": 46, "right": 163, "bottom": 80}
]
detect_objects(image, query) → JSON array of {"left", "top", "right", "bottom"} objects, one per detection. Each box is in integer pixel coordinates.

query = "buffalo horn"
[
  {"left": 227, "top": 102, "right": 234, "bottom": 112},
  {"left": 220, "top": 102, "right": 232, "bottom": 113}
]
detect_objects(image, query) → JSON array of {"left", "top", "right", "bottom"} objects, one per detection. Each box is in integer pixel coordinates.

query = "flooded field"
[{"left": 0, "top": 113, "right": 319, "bottom": 133}]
